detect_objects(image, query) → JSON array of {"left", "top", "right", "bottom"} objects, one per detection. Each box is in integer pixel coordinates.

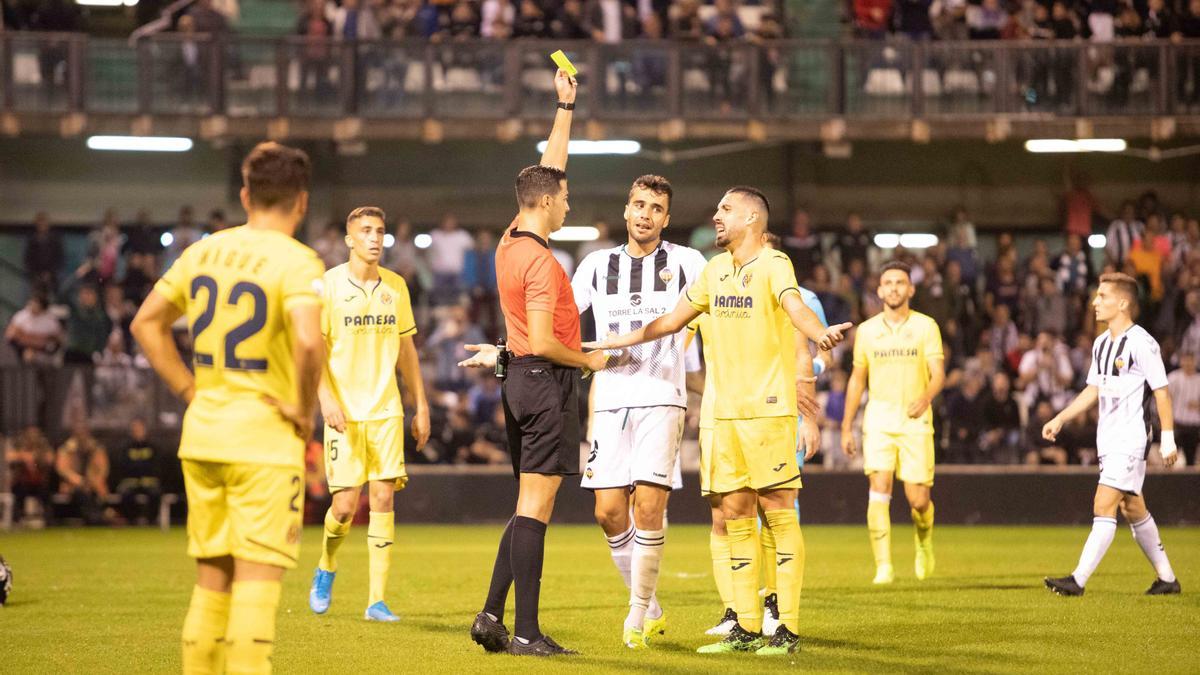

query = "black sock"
[
  {"left": 482, "top": 516, "right": 516, "bottom": 620},
  {"left": 510, "top": 515, "right": 548, "bottom": 641}
]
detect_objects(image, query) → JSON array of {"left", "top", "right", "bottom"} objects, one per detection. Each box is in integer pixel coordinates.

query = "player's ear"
[
  {"left": 623, "top": 203, "right": 631, "bottom": 222},
  {"left": 661, "top": 213, "right": 670, "bottom": 230},
  {"left": 239, "top": 187, "right": 251, "bottom": 214}
]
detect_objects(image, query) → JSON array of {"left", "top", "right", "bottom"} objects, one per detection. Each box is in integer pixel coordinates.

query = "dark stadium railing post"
[
  {"left": 66, "top": 35, "right": 84, "bottom": 112},
  {"left": 995, "top": 44, "right": 1012, "bottom": 115},
  {"left": 1075, "top": 41, "right": 1089, "bottom": 117},
  {"left": 341, "top": 39, "right": 356, "bottom": 116},
  {"left": 136, "top": 38, "right": 152, "bottom": 115},
  {"left": 829, "top": 41, "right": 845, "bottom": 116},
  {"left": 0, "top": 35, "right": 10, "bottom": 111},
  {"left": 421, "top": 41, "right": 435, "bottom": 119},
  {"left": 502, "top": 42, "right": 520, "bottom": 117},
  {"left": 1158, "top": 43, "right": 1171, "bottom": 115},
  {"left": 273, "top": 40, "right": 288, "bottom": 117},
  {"left": 208, "top": 35, "right": 224, "bottom": 115},
  {"left": 666, "top": 42, "right": 682, "bottom": 118},
  {"left": 911, "top": 39, "right": 925, "bottom": 119},
  {"left": 746, "top": 44, "right": 762, "bottom": 119}
]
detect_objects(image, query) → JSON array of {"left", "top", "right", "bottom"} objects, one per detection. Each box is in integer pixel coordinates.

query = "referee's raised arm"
[{"left": 468, "top": 67, "right": 602, "bottom": 658}]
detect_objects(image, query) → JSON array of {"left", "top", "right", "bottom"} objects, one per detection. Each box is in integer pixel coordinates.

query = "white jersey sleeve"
[
  {"left": 1085, "top": 334, "right": 1106, "bottom": 388},
  {"left": 571, "top": 251, "right": 598, "bottom": 314},
  {"left": 1134, "top": 331, "right": 1169, "bottom": 390}
]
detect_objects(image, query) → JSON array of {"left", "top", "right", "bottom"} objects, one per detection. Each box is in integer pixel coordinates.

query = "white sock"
[
  {"left": 626, "top": 528, "right": 665, "bottom": 630},
  {"left": 608, "top": 525, "right": 662, "bottom": 619},
  {"left": 1072, "top": 516, "right": 1117, "bottom": 587},
  {"left": 1130, "top": 515, "right": 1176, "bottom": 583}
]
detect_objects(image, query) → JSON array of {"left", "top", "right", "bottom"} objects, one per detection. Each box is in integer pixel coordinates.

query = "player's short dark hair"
[
  {"left": 1100, "top": 272, "right": 1139, "bottom": 310},
  {"left": 629, "top": 174, "right": 673, "bottom": 210},
  {"left": 726, "top": 186, "right": 770, "bottom": 220},
  {"left": 241, "top": 142, "right": 311, "bottom": 211},
  {"left": 515, "top": 165, "right": 567, "bottom": 209},
  {"left": 880, "top": 260, "right": 912, "bottom": 278},
  {"left": 347, "top": 206, "right": 386, "bottom": 229}
]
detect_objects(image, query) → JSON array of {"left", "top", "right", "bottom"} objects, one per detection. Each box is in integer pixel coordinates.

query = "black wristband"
[{"left": 557, "top": 101, "right": 575, "bottom": 111}]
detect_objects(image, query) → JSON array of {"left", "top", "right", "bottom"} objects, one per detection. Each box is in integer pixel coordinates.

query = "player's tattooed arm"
[
  {"left": 130, "top": 290, "right": 195, "bottom": 403},
  {"left": 1042, "top": 385, "right": 1099, "bottom": 441},
  {"left": 538, "top": 68, "right": 578, "bottom": 171}
]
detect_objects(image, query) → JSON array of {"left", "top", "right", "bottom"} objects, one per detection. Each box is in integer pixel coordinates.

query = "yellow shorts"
[
  {"left": 183, "top": 460, "right": 303, "bottom": 569},
  {"left": 705, "top": 417, "right": 802, "bottom": 495},
  {"left": 863, "top": 432, "right": 935, "bottom": 485},
  {"left": 324, "top": 417, "right": 408, "bottom": 492}
]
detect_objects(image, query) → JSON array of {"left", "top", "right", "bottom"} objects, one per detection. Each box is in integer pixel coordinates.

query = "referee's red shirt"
[{"left": 496, "top": 222, "right": 581, "bottom": 358}]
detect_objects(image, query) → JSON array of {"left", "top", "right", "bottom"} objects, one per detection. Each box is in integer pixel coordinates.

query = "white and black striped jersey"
[
  {"left": 1086, "top": 324, "right": 1169, "bottom": 457},
  {"left": 1167, "top": 369, "right": 1200, "bottom": 426},
  {"left": 572, "top": 241, "right": 708, "bottom": 411},
  {"left": 1105, "top": 218, "right": 1143, "bottom": 264}
]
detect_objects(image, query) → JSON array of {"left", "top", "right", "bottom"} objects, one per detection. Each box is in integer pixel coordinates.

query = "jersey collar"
[
  {"left": 621, "top": 240, "right": 664, "bottom": 260},
  {"left": 510, "top": 227, "right": 549, "bottom": 249}
]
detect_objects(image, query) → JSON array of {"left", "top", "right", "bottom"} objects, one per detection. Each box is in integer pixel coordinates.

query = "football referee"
[{"left": 467, "top": 68, "right": 608, "bottom": 657}]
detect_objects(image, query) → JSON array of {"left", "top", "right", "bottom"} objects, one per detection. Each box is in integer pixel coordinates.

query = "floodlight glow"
[
  {"left": 535, "top": 140, "right": 641, "bottom": 155},
  {"left": 874, "top": 233, "right": 900, "bottom": 249},
  {"left": 1024, "top": 139, "right": 1126, "bottom": 153},
  {"left": 1088, "top": 234, "right": 1107, "bottom": 249},
  {"left": 87, "top": 135, "right": 193, "bottom": 152},
  {"left": 160, "top": 232, "right": 174, "bottom": 248},
  {"left": 549, "top": 226, "right": 599, "bottom": 242},
  {"left": 414, "top": 234, "right": 432, "bottom": 249},
  {"left": 383, "top": 233, "right": 396, "bottom": 248},
  {"left": 899, "top": 233, "right": 938, "bottom": 249}
]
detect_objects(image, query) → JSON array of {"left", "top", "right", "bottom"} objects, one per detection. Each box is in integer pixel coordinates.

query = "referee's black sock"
[
  {"left": 510, "top": 515, "right": 548, "bottom": 641},
  {"left": 482, "top": 516, "right": 516, "bottom": 620}
]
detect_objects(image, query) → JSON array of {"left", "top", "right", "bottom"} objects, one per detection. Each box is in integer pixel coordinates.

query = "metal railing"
[{"left": 3, "top": 33, "right": 1200, "bottom": 120}]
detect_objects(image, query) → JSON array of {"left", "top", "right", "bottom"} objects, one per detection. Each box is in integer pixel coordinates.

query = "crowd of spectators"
[{"left": 5, "top": 188, "right": 1200, "bottom": 527}]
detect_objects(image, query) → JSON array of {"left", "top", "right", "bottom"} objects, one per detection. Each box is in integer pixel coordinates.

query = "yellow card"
[{"left": 550, "top": 50, "right": 578, "bottom": 77}]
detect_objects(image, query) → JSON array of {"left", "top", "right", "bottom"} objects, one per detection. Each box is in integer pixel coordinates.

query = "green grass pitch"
[{"left": 1, "top": 524, "right": 1197, "bottom": 673}]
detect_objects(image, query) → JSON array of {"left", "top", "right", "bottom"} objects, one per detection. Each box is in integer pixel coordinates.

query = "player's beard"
[
  {"left": 884, "top": 296, "right": 908, "bottom": 310},
  {"left": 715, "top": 227, "right": 732, "bottom": 249}
]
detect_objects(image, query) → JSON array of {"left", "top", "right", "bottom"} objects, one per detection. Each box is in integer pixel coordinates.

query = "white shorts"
[
  {"left": 583, "top": 406, "right": 685, "bottom": 490},
  {"left": 1098, "top": 453, "right": 1146, "bottom": 495}
]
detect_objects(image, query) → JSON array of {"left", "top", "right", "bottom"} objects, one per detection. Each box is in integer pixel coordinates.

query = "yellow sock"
[
  {"left": 759, "top": 519, "right": 777, "bottom": 597},
  {"left": 867, "top": 491, "right": 892, "bottom": 569},
  {"left": 319, "top": 508, "right": 352, "bottom": 573},
  {"left": 182, "top": 585, "right": 230, "bottom": 675},
  {"left": 726, "top": 517, "right": 762, "bottom": 633},
  {"left": 912, "top": 501, "right": 934, "bottom": 547},
  {"left": 367, "top": 511, "right": 394, "bottom": 606},
  {"left": 764, "top": 509, "right": 803, "bottom": 633},
  {"left": 225, "top": 580, "right": 280, "bottom": 675},
  {"left": 708, "top": 532, "right": 735, "bottom": 610}
]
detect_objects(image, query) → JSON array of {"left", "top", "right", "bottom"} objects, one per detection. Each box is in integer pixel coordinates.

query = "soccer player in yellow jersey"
[
  {"left": 840, "top": 260, "right": 945, "bottom": 585},
  {"left": 592, "top": 187, "right": 851, "bottom": 655},
  {"left": 131, "top": 142, "right": 326, "bottom": 675},
  {"left": 307, "top": 207, "right": 430, "bottom": 622}
]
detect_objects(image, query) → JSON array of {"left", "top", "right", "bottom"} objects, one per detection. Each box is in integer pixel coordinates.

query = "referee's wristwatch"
[{"left": 557, "top": 101, "right": 575, "bottom": 111}]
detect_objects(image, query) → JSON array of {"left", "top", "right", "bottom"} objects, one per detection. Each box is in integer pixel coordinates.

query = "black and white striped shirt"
[
  {"left": 1086, "top": 324, "right": 1169, "bottom": 456},
  {"left": 1105, "top": 218, "right": 1143, "bottom": 264},
  {"left": 572, "top": 241, "right": 708, "bottom": 411}
]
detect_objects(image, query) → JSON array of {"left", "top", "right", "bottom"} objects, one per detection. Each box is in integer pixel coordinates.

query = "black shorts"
[{"left": 501, "top": 356, "right": 581, "bottom": 477}]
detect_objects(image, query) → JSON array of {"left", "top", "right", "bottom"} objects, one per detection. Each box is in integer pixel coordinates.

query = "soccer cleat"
[
  {"left": 623, "top": 626, "right": 647, "bottom": 649},
  {"left": 507, "top": 634, "right": 578, "bottom": 656},
  {"left": 470, "top": 612, "right": 510, "bottom": 653},
  {"left": 705, "top": 608, "right": 738, "bottom": 636},
  {"left": 697, "top": 623, "right": 765, "bottom": 654},
  {"left": 308, "top": 568, "right": 335, "bottom": 614},
  {"left": 364, "top": 601, "right": 401, "bottom": 622},
  {"left": 643, "top": 612, "right": 667, "bottom": 639},
  {"left": 872, "top": 564, "right": 895, "bottom": 585},
  {"left": 761, "top": 593, "right": 780, "bottom": 637},
  {"left": 1145, "top": 578, "right": 1181, "bottom": 595},
  {"left": 915, "top": 537, "right": 935, "bottom": 581},
  {"left": 1044, "top": 575, "right": 1085, "bottom": 596},
  {"left": 756, "top": 625, "right": 801, "bottom": 655}
]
